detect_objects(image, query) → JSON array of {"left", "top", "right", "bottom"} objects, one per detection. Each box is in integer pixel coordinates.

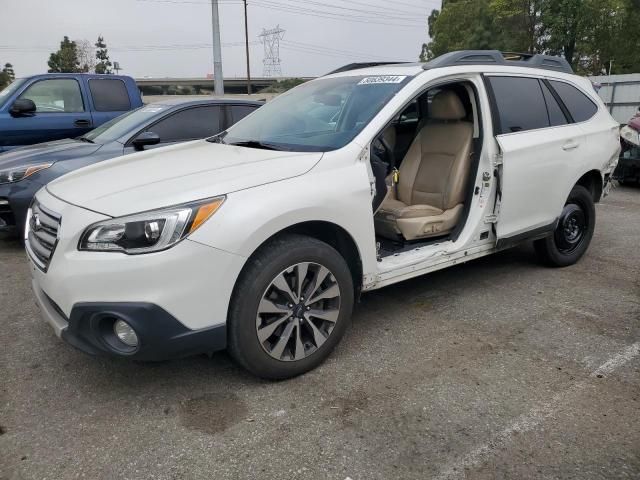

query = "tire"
[
  {"left": 227, "top": 234, "right": 354, "bottom": 380},
  {"left": 534, "top": 185, "right": 595, "bottom": 267}
]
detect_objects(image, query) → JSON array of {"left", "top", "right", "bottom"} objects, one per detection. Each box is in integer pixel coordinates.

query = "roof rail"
[
  {"left": 325, "top": 62, "right": 411, "bottom": 76},
  {"left": 423, "top": 50, "right": 573, "bottom": 74}
]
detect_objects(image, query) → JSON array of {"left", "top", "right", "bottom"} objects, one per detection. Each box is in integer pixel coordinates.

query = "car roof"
[
  {"left": 326, "top": 63, "right": 425, "bottom": 78},
  {"left": 326, "top": 51, "right": 574, "bottom": 78},
  {"left": 148, "top": 97, "right": 264, "bottom": 108},
  {"left": 323, "top": 62, "right": 586, "bottom": 90},
  {"left": 28, "top": 73, "right": 133, "bottom": 80}
]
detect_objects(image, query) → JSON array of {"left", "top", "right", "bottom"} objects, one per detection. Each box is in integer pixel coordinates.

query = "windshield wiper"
[
  {"left": 77, "top": 137, "right": 94, "bottom": 143},
  {"left": 207, "top": 132, "right": 227, "bottom": 144},
  {"left": 227, "top": 140, "right": 285, "bottom": 151}
]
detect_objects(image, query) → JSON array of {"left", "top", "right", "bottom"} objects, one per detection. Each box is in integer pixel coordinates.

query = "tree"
[
  {"left": 423, "top": 0, "right": 499, "bottom": 60},
  {"left": 579, "top": 0, "right": 640, "bottom": 74},
  {"left": 0, "top": 70, "right": 10, "bottom": 89},
  {"left": 419, "top": 9, "right": 440, "bottom": 61},
  {"left": 419, "top": 0, "right": 640, "bottom": 75},
  {"left": 540, "top": 0, "right": 582, "bottom": 66},
  {"left": 95, "top": 36, "right": 112, "bottom": 74},
  {"left": 2, "top": 63, "right": 15, "bottom": 81},
  {"left": 490, "top": 0, "right": 545, "bottom": 53},
  {"left": 48, "top": 36, "right": 81, "bottom": 73},
  {"left": 76, "top": 39, "right": 96, "bottom": 73}
]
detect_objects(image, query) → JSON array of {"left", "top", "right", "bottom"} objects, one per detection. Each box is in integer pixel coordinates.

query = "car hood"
[
  {"left": 0, "top": 139, "right": 102, "bottom": 170},
  {"left": 46, "top": 140, "right": 323, "bottom": 217}
]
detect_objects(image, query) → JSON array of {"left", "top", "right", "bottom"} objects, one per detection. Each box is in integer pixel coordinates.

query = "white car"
[{"left": 26, "top": 51, "right": 620, "bottom": 379}]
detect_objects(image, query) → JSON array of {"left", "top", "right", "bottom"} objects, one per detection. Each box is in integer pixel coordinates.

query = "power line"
[
  {"left": 316, "top": 0, "right": 425, "bottom": 13},
  {"left": 253, "top": 0, "right": 425, "bottom": 23},
  {"left": 279, "top": 41, "right": 412, "bottom": 63},
  {"left": 135, "top": 0, "right": 241, "bottom": 4},
  {"left": 264, "top": 0, "right": 421, "bottom": 19},
  {"left": 0, "top": 42, "right": 258, "bottom": 52},
  {"left": 134, "top": 0, "right": 427, "bottom": 27},
  {"left": 134, "top": 0, "right": 425, "bottom": 26},
  {"left": 250, "top": 0, "right": 425, "bottom": 27},
  {"left": 377, "top": 0, "right": 440, "bottom": 11},
  {"left": 281, "top": 40, "right": 390, "bottom": 61},
  {"left": 134, "top": 0, "right": 436, "bottom": 10}
]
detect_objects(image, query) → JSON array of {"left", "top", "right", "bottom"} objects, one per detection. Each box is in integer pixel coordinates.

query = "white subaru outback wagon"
[{"left": 26, "top": 51, "right": 620, "bottom": 379}]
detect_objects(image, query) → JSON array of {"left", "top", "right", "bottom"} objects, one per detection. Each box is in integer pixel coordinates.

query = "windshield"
[
  {"left": 218, "top": 75, "right": 410, "bottom": 152},
  {"left": 0, "top": 78, "right": 27, "bottom": 103},
  {"left": 82, "top": 104, "right": 171, "bottom": 143}
]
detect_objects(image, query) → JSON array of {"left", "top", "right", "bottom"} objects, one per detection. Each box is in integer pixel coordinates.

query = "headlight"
[
  {"left": 0, "top": 163, "right": 53, "bottom": 184},
  {"left": 78, "top": 197, "right": 225, "bottom": 254}
]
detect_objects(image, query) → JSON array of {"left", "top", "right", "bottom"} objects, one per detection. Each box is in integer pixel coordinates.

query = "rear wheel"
[
  {"left": 227, "top": 234, "right": 354, "bottom": 379},
  {"left": 534, "top": 185, "right": 595, "bottom": 267}
]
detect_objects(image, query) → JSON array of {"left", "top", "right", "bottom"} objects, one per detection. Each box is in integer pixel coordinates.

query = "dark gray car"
[{"left": 0, "top": 98, "right": 262, "bottom": 235}]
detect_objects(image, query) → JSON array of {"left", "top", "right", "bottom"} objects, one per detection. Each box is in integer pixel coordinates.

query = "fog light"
[{"left": 113, "top": 320, "right": 139, "bottom": 347}]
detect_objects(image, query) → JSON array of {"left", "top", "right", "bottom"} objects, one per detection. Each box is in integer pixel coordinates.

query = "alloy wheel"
[{"left": 256, "top": 262, "right": 341, "bottom": 362}]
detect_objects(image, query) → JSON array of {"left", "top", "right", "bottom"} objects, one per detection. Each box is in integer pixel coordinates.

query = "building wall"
[{"left": 589, "top": 73, "right": 640, "bottom": 124}]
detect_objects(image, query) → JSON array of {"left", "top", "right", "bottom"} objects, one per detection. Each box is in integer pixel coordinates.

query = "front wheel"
[
  {"left": 227, "top": 234, "right": 354, "bottom": 379},
  {"left": 534, "top": 185, "right": 595, "bottom": 267}
]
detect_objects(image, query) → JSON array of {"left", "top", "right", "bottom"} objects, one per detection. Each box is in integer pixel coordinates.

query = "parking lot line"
[{"left": 434, "top": 341, "right": 640, "bottom": 480}]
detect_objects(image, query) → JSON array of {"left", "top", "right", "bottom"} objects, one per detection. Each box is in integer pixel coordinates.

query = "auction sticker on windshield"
[{"left": 358, "top": 76, "right": 407, "bottom": 85}]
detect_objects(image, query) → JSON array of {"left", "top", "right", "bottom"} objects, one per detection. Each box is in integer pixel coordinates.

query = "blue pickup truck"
[{"left": 0, "top": 73, "right": 142, "bottom": 152}]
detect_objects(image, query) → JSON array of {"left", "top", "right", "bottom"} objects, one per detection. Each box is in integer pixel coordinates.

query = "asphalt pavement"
[{"left": 1, "top": 186, "right": 639, "bottom": 480}]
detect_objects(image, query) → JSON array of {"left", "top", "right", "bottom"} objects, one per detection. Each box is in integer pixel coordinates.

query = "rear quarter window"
[
  {"left": 549, "top": 80, "right": 598, "bottom": 123},
  {"left": 89, "top": 79, "right": 131, "bottom": 112},
  {"left": 540, "top": 81, "right": 569, "bottom": 127}
]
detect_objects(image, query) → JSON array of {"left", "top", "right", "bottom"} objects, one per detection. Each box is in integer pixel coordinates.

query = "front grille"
[{"left": 25, "top": 200, "right": 61, "bottom": 272}]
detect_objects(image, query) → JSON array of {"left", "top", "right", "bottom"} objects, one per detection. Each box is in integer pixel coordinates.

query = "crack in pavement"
[{"left": 434, "top": 342, "right": 640, "bottom": 480}]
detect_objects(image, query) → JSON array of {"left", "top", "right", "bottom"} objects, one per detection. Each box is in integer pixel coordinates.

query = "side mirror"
[
  {"left": 10, "top": 98, "right": 36, "bottom": 116},
  {"left": 132, "top": 131, "right": 161, "bottom": 151}
]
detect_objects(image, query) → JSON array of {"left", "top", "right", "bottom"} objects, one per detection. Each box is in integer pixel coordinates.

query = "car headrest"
[{"left": 430, "top": 91, "right": 466, "bottom": 121}]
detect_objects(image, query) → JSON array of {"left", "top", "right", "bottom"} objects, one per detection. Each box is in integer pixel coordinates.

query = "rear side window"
[
  {"left": 488, "top": 77, "right": 549, "bottom": 134},
  {"left": 549, "top": 80, "right": 598, "bottom": 122},
  {"left": 540, "top": 82, "right": 569, "bottom": 127},
  {"left": 146, "top": 106, "right": 222, "bottom": 142},
  {"left": 89, "top": 79, "right": 131, "bottom": 112},
  {"left": 230, "top": 104, "right": 258, "bottom": 124}
]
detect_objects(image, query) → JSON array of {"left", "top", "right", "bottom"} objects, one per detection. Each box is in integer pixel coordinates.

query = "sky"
[{"left": 0, "top": 0, "right": 439, "bottom": 79}]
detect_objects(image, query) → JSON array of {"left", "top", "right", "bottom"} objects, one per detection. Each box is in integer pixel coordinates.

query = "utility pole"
[
  {"left": 210, "top": 0, "right": 224, "bottom": 95},
  {"left": 243, "top": 0, "right": 252, "bottom": 95}
]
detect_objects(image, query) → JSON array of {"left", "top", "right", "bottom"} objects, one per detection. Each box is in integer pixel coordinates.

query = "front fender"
[{"left": 189, "top": 158, "right": 379, "bottom": 279}]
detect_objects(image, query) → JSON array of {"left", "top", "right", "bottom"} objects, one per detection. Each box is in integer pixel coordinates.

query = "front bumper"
[
  {"left": 0, "top": 182, "right": 36, "bottom": 234},
  {"left": 614, "top": 157, "right": 640, "bottom": 183},
  {"left": 28, "top": 188, "right": 247, "bottom": 360},
  {"left": 32, "top": 281, "right": 226, "bottom": 360}
]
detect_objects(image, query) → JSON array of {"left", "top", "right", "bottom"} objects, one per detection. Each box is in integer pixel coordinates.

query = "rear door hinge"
[{"left": 493, "top": 152, "right": 503, "bottom": 166}]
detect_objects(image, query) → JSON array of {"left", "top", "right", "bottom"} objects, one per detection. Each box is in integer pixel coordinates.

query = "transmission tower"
[{"left": 259, "top": 25, "right": 285, "bottom": 77}]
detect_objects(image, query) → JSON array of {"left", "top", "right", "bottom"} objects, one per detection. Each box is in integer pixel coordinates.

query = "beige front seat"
[{"left": 375, "top": 91, "right": 473, "bottom": 241}]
